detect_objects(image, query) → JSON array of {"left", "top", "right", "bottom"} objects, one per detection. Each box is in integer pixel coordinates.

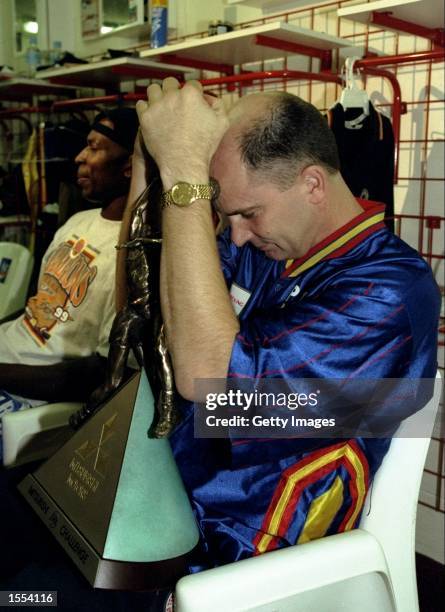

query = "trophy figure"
[{"left": 70, "top": 147, "right": 180, "bottom": 438}]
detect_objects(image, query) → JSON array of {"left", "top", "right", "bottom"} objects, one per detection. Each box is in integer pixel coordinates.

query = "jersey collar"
[{"left": 282, "top": 199, "right": 386, "bottom": 279}]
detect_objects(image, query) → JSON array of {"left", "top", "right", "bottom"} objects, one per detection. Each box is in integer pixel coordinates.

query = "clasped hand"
[{"left": 136, "top": 77, "right": 229, "bottom": 190}]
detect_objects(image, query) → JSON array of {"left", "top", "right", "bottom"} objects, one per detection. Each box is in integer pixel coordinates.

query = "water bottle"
[
  {"left": 25, "top": 35, "right": 41, "bottom": 77},
  {"left": 49, "top": 41, "right": 63, "bottom": 66},
  {"left": 150, "top": 0, "right": 168, "bottom": 49}
]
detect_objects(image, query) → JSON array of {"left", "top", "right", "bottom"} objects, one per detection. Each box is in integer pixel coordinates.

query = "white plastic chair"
[
  {"left": 0, "top": 241, "right": 33, "bottom": 321},
  {"left": 175, "top": 373, "right": 442, "bottom": 612},
  {"left": 2, "top": 401, "right": 82, "bottom": 467}
]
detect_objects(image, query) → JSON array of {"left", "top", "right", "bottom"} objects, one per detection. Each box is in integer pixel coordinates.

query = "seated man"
[
  {"left": 0, "top": 108, "right": 139, "bottom": 453},
  {"left": 135, "top": 80, "right": 440, "bottom": 569}
]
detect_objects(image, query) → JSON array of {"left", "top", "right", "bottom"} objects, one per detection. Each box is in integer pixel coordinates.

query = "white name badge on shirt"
[{"left": 230, "top": 283, "right": 251, "bottom": 316}]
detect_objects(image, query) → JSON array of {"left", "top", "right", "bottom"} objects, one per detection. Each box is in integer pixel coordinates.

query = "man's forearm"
[
  {"left": 136, "top": 79, "right": 236, "bottom": 399},
  {"left": 0, "top": 355, "right": 107, "bottom": 402},
  {"left": 162, "top": 201, "right": 239, "bottom": 400}
]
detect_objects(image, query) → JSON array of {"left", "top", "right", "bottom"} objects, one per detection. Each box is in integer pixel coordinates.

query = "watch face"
[{"left": 171, "top": 182, "right": 195, "bottom": 206}]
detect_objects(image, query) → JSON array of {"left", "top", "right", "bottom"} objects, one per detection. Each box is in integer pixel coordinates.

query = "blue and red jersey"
[{"left": 170, "top": 200, "right": 440, "bottom": 570}]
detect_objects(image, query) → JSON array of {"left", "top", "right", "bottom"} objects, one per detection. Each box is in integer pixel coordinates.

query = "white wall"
[{"left": 0, "top": 0, "right": 14, "bottom": 68}]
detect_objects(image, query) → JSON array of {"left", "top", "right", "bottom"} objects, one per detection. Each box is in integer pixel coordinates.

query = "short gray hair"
[{"left": 237, "top": 93, "right": 340, "bottom": 188}]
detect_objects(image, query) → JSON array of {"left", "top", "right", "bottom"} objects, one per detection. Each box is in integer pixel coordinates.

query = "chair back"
[
  {"left": 359, "top": 372, "right": 442, "bottom": 612},
  {"left": 0, "top": 241, "right": 33, "bottom": 320}
]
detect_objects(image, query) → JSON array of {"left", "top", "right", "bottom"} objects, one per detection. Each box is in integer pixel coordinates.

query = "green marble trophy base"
[{"left": 18, "top": 370, "right": 199, "bottom": 590}]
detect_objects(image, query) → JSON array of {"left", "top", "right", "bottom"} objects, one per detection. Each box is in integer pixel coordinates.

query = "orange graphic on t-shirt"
[{"left": 24, "top": 238, "right": 98, "bottom": 345}]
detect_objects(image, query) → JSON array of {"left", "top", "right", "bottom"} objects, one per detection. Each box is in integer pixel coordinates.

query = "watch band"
[{"left": 161, "top": 179, "right": 218, "bottom": 209}]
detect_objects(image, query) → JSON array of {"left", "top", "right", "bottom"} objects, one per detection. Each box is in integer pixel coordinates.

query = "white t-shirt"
[{"left": 0, "top": 208, "right": 120, "bottom": 367}]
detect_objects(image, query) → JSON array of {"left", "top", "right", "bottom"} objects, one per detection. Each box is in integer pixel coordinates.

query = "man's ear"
[
  {"left": 123, "top": 154, "right": 133, "bottom": 178},
  {"left": 301, "top": 165, "right": 326, "bottom": 204}
]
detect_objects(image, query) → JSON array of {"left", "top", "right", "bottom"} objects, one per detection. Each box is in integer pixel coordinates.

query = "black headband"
[
  {"left": 91, "top": 108, "right": 139, "bottom": 153},
  {"left": 91, "top": 120, "right": 129, "bottom": 151}
]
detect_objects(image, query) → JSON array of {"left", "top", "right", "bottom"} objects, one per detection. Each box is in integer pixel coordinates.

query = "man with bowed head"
[{"left": 135, "top": 79, "right": 439, "bottom": 570}]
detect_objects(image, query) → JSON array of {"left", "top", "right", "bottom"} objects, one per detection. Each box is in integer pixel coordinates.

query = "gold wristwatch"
[{"left": 161, "top": 179, "right": 218, "bottom": 209}]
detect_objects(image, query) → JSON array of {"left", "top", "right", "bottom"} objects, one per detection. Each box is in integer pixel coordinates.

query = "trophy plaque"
[{"left": 18, "top": 369, "right": 199, "bottom": 590}]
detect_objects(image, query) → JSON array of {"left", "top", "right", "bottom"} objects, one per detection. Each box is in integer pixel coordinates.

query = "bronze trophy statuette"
[
  {"left": 19, "top": 139, "right": 199, "bottom": 590},
  {"left": 70, "top": 143, "right": 180, "bottom": 439}
]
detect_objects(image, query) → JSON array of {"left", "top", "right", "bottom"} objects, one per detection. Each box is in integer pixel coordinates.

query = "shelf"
[
  {"left": 139, "top": 21, "right": 356, "bottom": 70},
  {"left": 0, "top": 78, "right": 76, "bottom": 101},
  {"left": 338, "top": 0, "right": 444, "bottom": 33},
  {"left": 225, "top": 0, "right": 319, "bottom": 8},
  {"left": 36, "top": 57, "right": 194, "bottom": 91}
]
